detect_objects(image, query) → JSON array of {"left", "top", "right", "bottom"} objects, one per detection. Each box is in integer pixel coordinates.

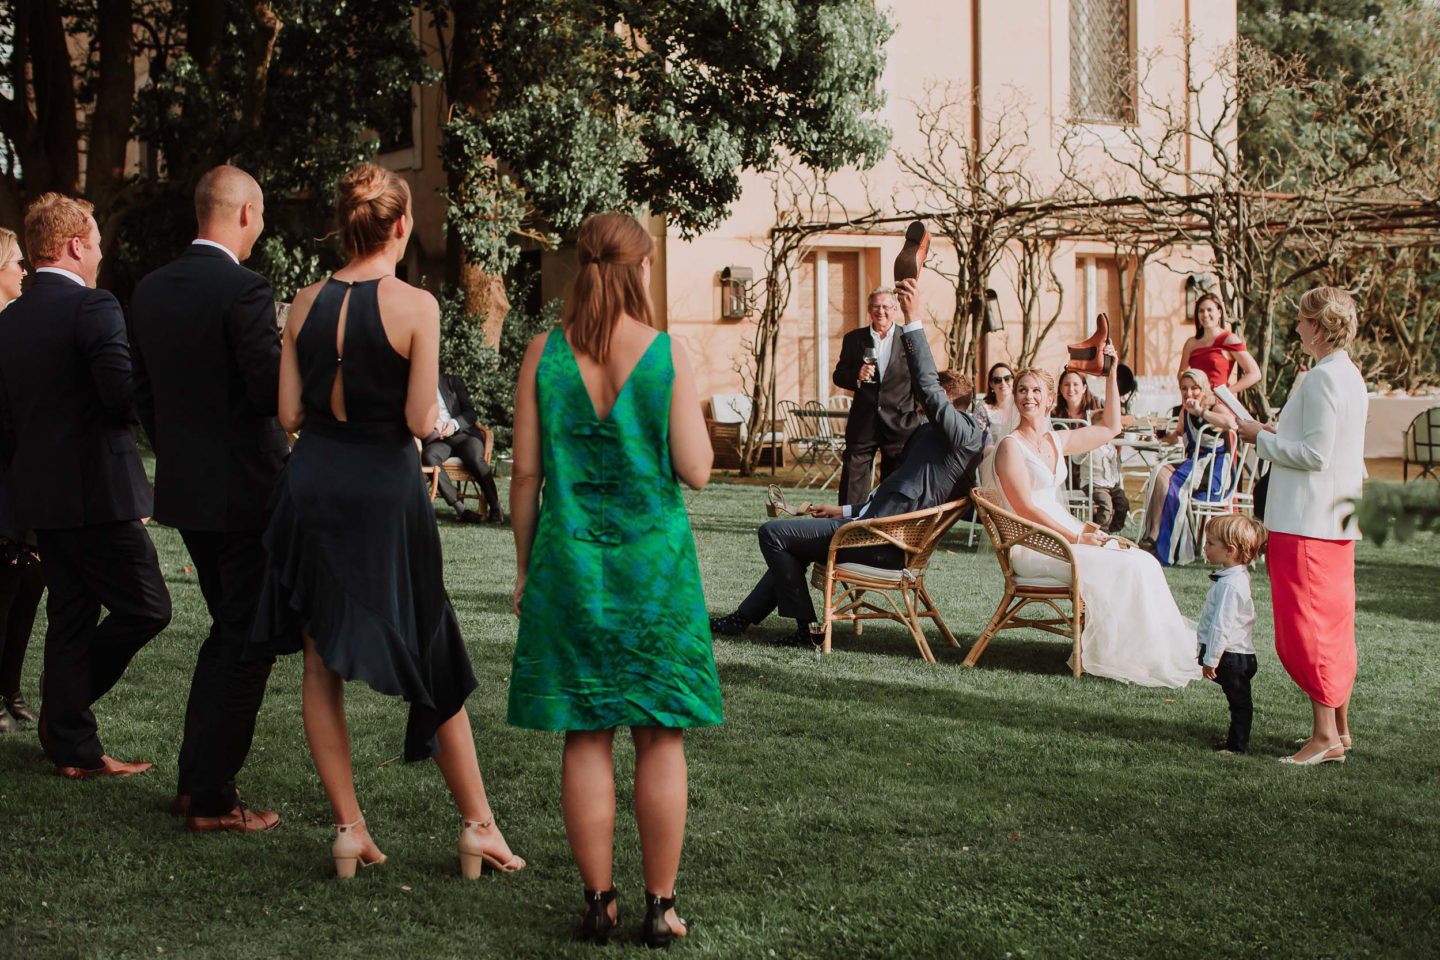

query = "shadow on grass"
[
  {"left": 722, "top": 618, "right": 1075, "bottom": 677},
  {"left": 718, "top": 658, "right": 1219, "bottom": 748},
  {"left": 1354, "top": 557, "right": 1440, "bottom": 622}
]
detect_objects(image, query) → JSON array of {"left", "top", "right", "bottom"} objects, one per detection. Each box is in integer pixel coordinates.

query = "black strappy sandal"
[
  {"left": 641, "top": 891, "right": 688, "bottom": 949},
  {"left": 575, "top": 888, "right": 618, "bottom": 945}
]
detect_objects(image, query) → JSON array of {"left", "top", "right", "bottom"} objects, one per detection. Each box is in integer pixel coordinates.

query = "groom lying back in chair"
[{"left": 710, "top": 278, "right": 985, "bottom": 648}]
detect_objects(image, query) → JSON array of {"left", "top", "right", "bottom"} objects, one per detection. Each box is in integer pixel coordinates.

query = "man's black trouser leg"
[
  {"left": 421, "top": 439, "right": 464, "bottom": 510},
  {"left": 35, "top": 522, "right": 171, "bottom": 768},
  {"left": 737, "top": 516, "right": 901, "bottom": 626},
  {"left": 875, "top": 439, "right": 908, "bottom": 487},
  {"left": 838, "top": 438, "right": 879, "bottom": 505},
  {"left": 1214, "top": 652, "right": 1258, "bottom": 752},
  {"left": 0, "top": 560, "right": 44, "bottom": 695},
  {"left": 176, "top": 529, "right": 275, "bottom": 816},
  {"left": 451, "top": 434, "right": 502, "bottom": 514}
]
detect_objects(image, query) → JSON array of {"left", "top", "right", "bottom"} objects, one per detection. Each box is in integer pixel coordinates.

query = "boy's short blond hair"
[{"left": 1206, "top": 514, "right": 1267, "bottom": 564}]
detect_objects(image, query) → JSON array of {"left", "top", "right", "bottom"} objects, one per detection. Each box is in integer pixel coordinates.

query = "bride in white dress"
[{"left": 992, "top": 355, "right": 1200, "bottom": 688}]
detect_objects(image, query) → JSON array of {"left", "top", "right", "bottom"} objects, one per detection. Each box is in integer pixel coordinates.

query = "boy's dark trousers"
[{"left": 1203, "top": 648, "right": 1258, "bottom": 752}]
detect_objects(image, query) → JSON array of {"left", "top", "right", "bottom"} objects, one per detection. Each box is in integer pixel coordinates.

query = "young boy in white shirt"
[{"left": 1197, "top": 514, "right": 1268, "bottom": 754}]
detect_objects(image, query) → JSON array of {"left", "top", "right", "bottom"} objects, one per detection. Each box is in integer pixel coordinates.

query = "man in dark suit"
[
  {"left": 421, "top": 372, "right": 504, "bottom": 523},
  {"left": 710, "top": 278, "right": 983, "bottom": 647},
  {"left": 129, "top": 165, "right": 285, "bottom": 832},
  {"left": 832, "top": 287, "right": 924, "bottom": 504},
  {"left": 0, "top": 193, "right": 171, "bottom": 778}
]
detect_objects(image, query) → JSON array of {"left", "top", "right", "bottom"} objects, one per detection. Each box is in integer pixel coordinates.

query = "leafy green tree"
[
  {"left": 1, "top": 0, "right": 430, "bottom": 299},
  {"left": 425, "top": 0, "right": 892, "bottom": 333}
]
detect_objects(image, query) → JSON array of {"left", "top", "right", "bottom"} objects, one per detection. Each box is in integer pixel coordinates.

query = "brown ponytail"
[{"left": 562, "top": 212, "right": 654, "bottom": 362}]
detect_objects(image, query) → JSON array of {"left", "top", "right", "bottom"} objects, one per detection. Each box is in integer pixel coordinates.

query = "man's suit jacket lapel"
[
  {"left": 882, "top": 332, "right": 906, "bottom": 383},
  {"left": 439, "top": 375, "right": 461, "bottom": 417}
]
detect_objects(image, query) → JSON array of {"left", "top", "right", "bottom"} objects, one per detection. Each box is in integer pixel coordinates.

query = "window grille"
[{"left": 1070, "top": 0, "right": 1133, "bottom": 123}]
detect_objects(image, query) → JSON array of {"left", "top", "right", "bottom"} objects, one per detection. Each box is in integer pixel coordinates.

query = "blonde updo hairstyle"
[
  {"left": 1298, "top": 286, "right": 1358, "bottom": 351},
  {"left": 0, "top": 226, "right": 18, "bottom": 267},
  {"left": 1014, "top": 367, "right": 1055, "bottom": 406},
  {"left": 336, "top": 162, "right": 411, "bottom": 260},
  {"left": 563, "top": 212, "right": 654, "bottom": 362}
]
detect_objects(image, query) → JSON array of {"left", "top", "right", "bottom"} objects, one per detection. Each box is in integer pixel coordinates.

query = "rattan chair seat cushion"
[
  {"left": 834, "top": 561, "right": 906, "bottom": 582},
  {"left": 1012, "top": 572, "right": 1072, "bottom": 589}
]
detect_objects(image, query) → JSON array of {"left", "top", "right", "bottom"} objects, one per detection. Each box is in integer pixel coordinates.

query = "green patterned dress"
[{"left": 507, "top": 329, "right": 723, "bottom": 731}]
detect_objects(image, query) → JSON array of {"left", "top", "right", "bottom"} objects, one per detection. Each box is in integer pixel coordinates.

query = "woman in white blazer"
[{"left": 1237, "top": 287, "right": 1367, "bottom": 766}]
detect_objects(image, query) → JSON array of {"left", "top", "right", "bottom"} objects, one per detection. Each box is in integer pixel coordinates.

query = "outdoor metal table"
[{"left": 790, "top": 407, "right": 848, "bottom": 489}]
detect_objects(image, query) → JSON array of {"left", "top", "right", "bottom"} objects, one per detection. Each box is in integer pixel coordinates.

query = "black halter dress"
[{"left": 249, "top": 277, "right": 476, "bottom": 760}]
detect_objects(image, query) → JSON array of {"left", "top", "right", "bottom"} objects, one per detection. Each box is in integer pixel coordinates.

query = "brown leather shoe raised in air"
[
  {"left": 56, "top": 755, "right": 154, "bottom": 780},
  {"left": 187, "top": 802, "right": 281, "bottom": 833},
  {"left": 893, "top": 220, "right": 930, "bottom": 283},
  {"left": 1068, "top": 313, "right": 1113, "bottom": 376}
]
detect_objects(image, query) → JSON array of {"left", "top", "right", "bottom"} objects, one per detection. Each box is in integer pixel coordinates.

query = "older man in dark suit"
[
  {"left": 129, "top": 165, "right": 285, "bottom": 832},
  {"left": 710, "top": 278, "right": 983, "bottom": 647},
  {"left": 0, "top": 193, "right": 171, "bottom": 778},
  {"left": 832, "top": 287, "right": 923, "bottom": 504}
]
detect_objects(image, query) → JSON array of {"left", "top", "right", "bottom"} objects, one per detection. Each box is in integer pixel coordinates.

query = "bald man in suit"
[{"left": 130, "top": 166, "right": 285, "bottom": 832}]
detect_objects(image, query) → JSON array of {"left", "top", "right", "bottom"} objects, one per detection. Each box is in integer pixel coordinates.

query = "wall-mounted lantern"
[
  {"left": 983, "top": 288, "right": 1003, "bottom": 333},
  {"left": 719, "top": 266, "right": 753, "bottom": 320}
]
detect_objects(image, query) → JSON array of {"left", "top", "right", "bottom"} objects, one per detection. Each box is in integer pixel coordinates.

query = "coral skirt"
[{"left": 1269, "top": 531, "right": 1357, "bottom": 707}]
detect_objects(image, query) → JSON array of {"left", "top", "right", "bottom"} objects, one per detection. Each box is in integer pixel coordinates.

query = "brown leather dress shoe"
[
  {"left": 1068, "top": 313, "right": 1114, "bottom": 376},
  {"left": 56, "top": 755, "right": 154, "bottom": 780},
  {"left": 893, "top": 220, "right": 930, "bottom": 283},
  {"left": 187, "top": 802, "right": 281, "bottom": 833}
]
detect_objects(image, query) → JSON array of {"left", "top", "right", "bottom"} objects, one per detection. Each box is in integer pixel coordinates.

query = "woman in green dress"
[{"left": 508, "top": 212, "right": 722, "bottom": 947}]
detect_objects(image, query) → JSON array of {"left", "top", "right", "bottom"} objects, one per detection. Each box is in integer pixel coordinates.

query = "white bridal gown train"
[{"left": 994, "top": 433, "right": 1201, "bottom": 688}]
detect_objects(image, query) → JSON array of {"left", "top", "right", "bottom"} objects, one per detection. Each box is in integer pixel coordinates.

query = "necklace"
[{"left": 1014, "top": 426, "right": 1047, "bottom": 456}]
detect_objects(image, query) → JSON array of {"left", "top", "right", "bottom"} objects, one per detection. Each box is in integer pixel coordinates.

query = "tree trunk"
[
  {"left": 16, "top": 0, "right": 81, "bottom": 197},
  {"left": 86, "top": 0, "right": 134, "bottom": 211},
  {"left": 243, "top": 3, "right": 283, "bottom": 136},
  {"left": 441, "top": 2, "right": 508, "bottom": 348}
]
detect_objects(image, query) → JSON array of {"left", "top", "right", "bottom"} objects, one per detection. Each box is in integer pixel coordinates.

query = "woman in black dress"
[
  {"left": 0, "top": 226, "right": 42, "bottom": 734},
  {"left": 250, "top": 163, "right": 523, "bottom": 879}
]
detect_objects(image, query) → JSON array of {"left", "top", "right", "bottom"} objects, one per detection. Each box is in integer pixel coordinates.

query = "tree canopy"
[{"left": 1, "top": 0, "right": 891, "bottom": 315}]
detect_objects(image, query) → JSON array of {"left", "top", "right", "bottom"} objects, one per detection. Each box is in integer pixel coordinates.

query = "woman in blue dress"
[
  {"left": 508, "top": 213, "right": 722, "bottom": 946},
  {"left": 1138, "top": 368, "right": 1238, "bottom": 565}
]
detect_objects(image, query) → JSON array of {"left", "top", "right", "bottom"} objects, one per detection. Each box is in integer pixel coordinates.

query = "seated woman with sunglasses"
[
  {"left": 990, "top": 351, "right": 1201, "bottom": 688},
  {"left": 972, "top": 362, "right": 1019, "bottom": 453},
  {"left": 973, "top": 363, "right": 1023, "bottom": 491}
]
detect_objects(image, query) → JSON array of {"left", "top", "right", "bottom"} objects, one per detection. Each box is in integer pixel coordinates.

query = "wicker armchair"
[
  {"left": 807, "top": 498, "right": 969, "bottom": 662},
  {"left": 966, "top": 488, "right": 1135, "bottom": 677},
  {"left": 422, "top": 423, "right": 495, "bottom": 507}
]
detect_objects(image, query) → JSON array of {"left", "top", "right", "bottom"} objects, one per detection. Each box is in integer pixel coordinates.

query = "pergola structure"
[{"left": 736, "top": 190, "right": 1440, "bottom": 476}]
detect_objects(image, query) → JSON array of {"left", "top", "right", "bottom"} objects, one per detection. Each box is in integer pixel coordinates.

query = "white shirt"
[
  {"left": 1255, "top": 350, "right": 1367, "bottom": 539},
  {"left": 435, "top": 387, "right": 458, "bottom": 434},
  {"left": 191, "top": 238, "right": 240, "bottom": 264},
  {"left": 35, "top": 266, "right": 86, "bottom": 286},
  {"left": 869, "top": 322, "right": 896, "bottom": 384},
  {"left": 1196, "top": 564, "right": 1256, "bottom": 666}
]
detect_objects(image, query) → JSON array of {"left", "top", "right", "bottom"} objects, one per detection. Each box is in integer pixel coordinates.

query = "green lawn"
[{"left": 2, "top": 480, "right": 1438, "bottom": 959}]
